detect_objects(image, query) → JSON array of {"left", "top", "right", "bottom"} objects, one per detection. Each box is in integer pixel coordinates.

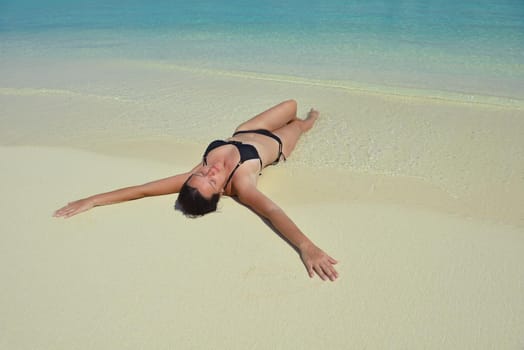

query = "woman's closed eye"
[
  {"left": 208, "top": 180, "right": 218, "bottom": 192},
  {"left": 194, "top": 172, "right": 218, "bottom": 191}
]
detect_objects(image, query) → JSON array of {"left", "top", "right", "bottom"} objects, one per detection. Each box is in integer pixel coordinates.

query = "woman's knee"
[{"left": 283, "top": 99, "right": 297, "bottom": 113}]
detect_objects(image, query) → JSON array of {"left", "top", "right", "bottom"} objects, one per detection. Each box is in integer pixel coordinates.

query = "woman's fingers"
[
  {"left": 53, "top": 207, "right": 67, "bottom": 217},
  {"left": 311, "top": 261, "right": 338, "bottom": 281},
  {"left": 64, "top": 209, "right": 76, "bottom": 218},
  {"left": 307, "top": 265, "right": 315, "bottom": 278},
  {"left": 321, "top": 263, "right": 337, "bottom": 281},
  {"left": 54, "top": 205, "right": 74, "bottom": 217},
  {"left": 327, "top": 265, "right": 339, "bottom": 280},
  {"left": 53, "top": 200, "right": 91, "bottom": 218},
  {"left": 301, "top": 247, "right": 340, "bottom": 281},
  {"left": 313, "top": 265, "right": 328, "bottom": 281}
]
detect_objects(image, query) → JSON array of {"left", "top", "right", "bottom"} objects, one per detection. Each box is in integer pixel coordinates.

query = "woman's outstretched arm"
[
  {"left": 53, "top": 171, "right": 193, "bottom": 218},
  {"left": 237, "top": 185, "right": 339, "bottom": 281}
]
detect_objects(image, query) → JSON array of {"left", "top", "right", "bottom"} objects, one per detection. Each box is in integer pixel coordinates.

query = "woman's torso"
[
  {"left": 205, "top": 132, "right": 283, "bottom": 195},
  {"left": 228, "top": 132, "right": 282, "bottom": 168}
]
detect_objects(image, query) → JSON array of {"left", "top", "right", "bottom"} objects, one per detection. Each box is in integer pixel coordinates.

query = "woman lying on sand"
[{"left": 54, "top": 100, "right": 338, "bottom": 281}]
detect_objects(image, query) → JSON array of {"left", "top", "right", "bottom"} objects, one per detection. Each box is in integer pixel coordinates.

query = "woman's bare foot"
[{"left": 301, "top": 108, "right": 320, "bottom": 131}]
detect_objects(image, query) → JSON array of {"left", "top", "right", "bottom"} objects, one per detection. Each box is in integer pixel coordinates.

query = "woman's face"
[{"left": 186, "top": 163, "right": 227, "bottom": 198}]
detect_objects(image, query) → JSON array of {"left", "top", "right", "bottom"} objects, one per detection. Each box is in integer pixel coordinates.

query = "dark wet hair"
[{"left": 176, "top": 178, "right": 220, "bottom": 217}]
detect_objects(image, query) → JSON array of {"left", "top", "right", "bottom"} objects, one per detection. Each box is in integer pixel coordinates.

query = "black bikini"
[{"left": 202, "top": 129, "right": 286, "bottom": 189}]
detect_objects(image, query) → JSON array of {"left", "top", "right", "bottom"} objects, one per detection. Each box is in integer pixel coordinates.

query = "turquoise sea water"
[{"left": 1, "top": 0, "right": 524, "bottom": 101}]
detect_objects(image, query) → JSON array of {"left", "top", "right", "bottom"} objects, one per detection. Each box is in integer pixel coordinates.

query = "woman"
[{"left": 54, "top": 100, "right": 339, "bottom": 281}]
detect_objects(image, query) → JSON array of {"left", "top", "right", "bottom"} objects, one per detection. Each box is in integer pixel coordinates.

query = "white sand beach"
[{"left": 1, "top": 60, "right": 523, "bottom": 349}]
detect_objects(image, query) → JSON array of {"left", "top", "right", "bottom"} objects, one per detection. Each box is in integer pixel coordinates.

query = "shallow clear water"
[{"left": 1, "top": 0, "right": 524, "bottom": 100}]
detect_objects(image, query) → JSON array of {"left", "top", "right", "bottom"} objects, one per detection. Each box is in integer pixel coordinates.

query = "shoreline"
[
  {"left": 132, "top": 60, "right": 524, "bottom": 109},
  {"left": 2, "top": 57, "right": 524, "bottom": 109}
]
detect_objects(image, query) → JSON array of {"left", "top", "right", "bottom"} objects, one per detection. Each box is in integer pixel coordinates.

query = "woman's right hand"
[{"left": 53, "top": 198, "right": 94, "bottom": 218}]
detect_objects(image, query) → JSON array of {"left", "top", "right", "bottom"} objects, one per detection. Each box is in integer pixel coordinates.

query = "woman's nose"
[{"left": 202, "top": 165, "right": 216, "bottom": 177}]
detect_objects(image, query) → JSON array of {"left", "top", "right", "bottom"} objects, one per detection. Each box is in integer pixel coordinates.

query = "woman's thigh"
[
  {"left": 272, "top": 121, "right": 304, "bottom": 158},
  {"left": 235, "top": 100, "right": 297, "bottom": 132}
]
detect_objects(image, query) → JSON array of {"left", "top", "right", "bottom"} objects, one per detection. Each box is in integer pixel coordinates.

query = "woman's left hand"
[{"left": 300, "top": 243, "right": 339, "bottom": 281}]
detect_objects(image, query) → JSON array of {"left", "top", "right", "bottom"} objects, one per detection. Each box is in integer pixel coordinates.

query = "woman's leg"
[
  {"left": 235, "top": 99, "right": 298, "bottom": 133},
  {"left": 273, "top": 109, "right": 319, "bottom": 158}
]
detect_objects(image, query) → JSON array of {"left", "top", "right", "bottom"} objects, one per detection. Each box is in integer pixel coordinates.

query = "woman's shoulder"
[{"left": 228, "top": 166, "right": 259, "bottom": 196}]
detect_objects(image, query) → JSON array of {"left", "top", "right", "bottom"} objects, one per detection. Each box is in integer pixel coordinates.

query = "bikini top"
[{"left": 203, "top": 140, "right": 263, "bottom": 190}]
